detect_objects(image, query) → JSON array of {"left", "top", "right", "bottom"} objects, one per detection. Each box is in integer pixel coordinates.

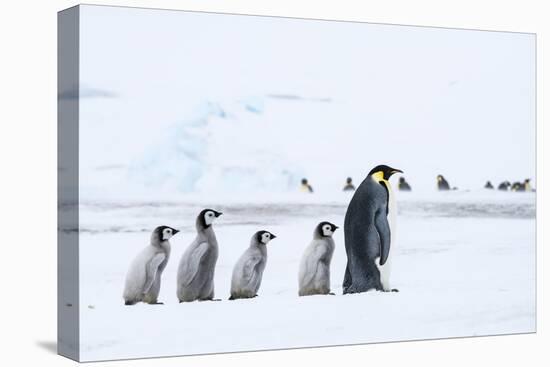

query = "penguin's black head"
[
  {"left": 255, "top": 230, "right": 276, "bottom": 245},
  {"left": 316, "top": 221, "right": 338, "bottom": 238},
  {"left": 346, "top": 177, "right": 352, "bottom": 184},
  {"left": 301, "top": 178, "right": 308, "bottom": 185},
  {"left": 368, "top": 165, "right": 403, "bottom": 180},
  {"left": 198, "top": 208, "right": 223, "bottom": 229},
  {"left": 399, "top": 177, "right": 406, "bottom": 183},
  {"left": 154, "top": 225, "right": 180, "bottom": 242}
]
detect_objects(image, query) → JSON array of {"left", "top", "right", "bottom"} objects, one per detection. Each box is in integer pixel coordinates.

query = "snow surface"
[{"left": 71, "top": 190, "right": 536, "bottom": 361}]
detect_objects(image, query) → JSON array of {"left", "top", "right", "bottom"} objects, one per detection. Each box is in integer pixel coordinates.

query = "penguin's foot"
[
  {"left": 391, "top": 288, "right": 399, "bottom": 292},
  {"left": 124, "top": 301, "right": 137, "bottom": 306},
  {"left": 381, "top": 289, "right": 399, "bottom": 293},
  {"left": 328, "top": 292, "right": 336, "bottom": 295},
  {"left": 148, "top": 301, "right": 164, "bottom": 305},
  {"left": 199, "top": 298, "right": 222, "bottom": 302}
]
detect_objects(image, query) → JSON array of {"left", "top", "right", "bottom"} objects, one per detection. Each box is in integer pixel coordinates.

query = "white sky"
[{"left": 79, "top": 5, "right": 536, "bottom": 193}]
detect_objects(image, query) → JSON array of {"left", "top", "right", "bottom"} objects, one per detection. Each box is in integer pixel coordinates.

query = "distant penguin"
[
  {"left": 498, "top": 181, "right": 511, "bottom": 191},
  {"left": 229, "top": 230, "right": 276, "bottom": 300},
  {"left": 511, "top": 179, "right": 531, "bottom": 192},
  {"left": 343, "top": 177, "right": 356, "bottom": 192},
  {"left": 484, "top": 181, "right": 494, "bottom": 189},
  {"left": 524, "top": 178, "right": 532, "bottom": 191},
  {"left": 123, "top": 226, "right": 179, "bottom": 305},
  {"left": 300, "top": 178, "right": 314, "bottom": 193},
  {"left": 437, "top": 175, "right": 451, "bottom": 191},
  {"left": 176, "top": 209, "right": 222, "bottom": 302},
  {"left": 298, "top": 222, "right": 338, "bottom": 296},
  {"left": 343, "top": 164, "right": 402, "bottom": 294},
  {"left": 511, "top": 181, "right": 524, "bottom": 192},
  {"left": 398, "top": 177, "right": 412, "bottom": 191}
]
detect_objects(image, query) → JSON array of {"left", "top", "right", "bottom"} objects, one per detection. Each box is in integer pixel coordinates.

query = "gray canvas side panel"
[{"left": 57, "top": 5, "right": 80, "bottom": 361}]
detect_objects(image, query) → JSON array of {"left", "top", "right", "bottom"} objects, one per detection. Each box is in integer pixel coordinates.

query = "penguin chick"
[
  {"left": 485, "top": 181, "right": 494, "bottom": 189},
  {"left": 176, "top": 209, "right": 222, "bottom": 302},
  {"left": 229, "top": 230, "right": 276, "bottom": 300},
  {"left": 123, "top": 226, "right": 180, "bottom": 305},
  {"left": 298, "top": 222, "right": 338, "bottom": 296}
]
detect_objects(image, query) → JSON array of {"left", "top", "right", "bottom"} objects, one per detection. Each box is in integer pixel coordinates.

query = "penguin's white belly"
[{"left": 376, "top": 187, "right": 396, "bottom": 291}]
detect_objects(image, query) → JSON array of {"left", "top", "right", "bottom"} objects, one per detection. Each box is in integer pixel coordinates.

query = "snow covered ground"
[{"left": 72, "top": 190, "right": 535, "bottom": 361}]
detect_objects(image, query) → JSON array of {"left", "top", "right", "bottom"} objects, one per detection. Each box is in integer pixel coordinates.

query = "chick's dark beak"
[
  {"left": 173, "top": 229, "right": 180, "bottom": 235},
  {"left": 270, "top": 234, "right": 277, "bottom": 239},
  {"left": 215, "top": 211, "right": 223, "bottom": 217}
]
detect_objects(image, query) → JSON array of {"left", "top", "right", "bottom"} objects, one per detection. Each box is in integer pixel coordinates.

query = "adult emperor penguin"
[
  {"left": 498, "top": 181, "right": 511, "bottom": 191},
  {"left": 298, "top": 221, "right": 338, "bottom": 296},
  {"left": 437, "top": 175, "right": 451, "bottom": 191},
  {"left": 398, "top": 177, "right": 412, "bottom": 191},
  {"left": 229, "top": 230, "right": 276, "bottom": 300},
  {"left": 123, "top": 226, "right": 180, "bottom": 305},
  {"left": 343, "top": 164, "right": 402, "bottom": 294},
  {"left": 176, "top": 208, "right": 222, "bottom": 302}
]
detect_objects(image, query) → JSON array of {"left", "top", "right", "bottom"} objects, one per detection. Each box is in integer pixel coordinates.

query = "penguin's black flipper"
[{"left": 374, "top": 209, "right": 391, "bottom": 266}]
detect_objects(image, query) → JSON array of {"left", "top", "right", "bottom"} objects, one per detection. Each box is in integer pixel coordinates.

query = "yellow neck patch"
[{"left": 372, "top": 171, "right": 386, "bottom": 182}]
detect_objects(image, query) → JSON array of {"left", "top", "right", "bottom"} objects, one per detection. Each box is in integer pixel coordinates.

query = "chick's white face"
[
  {"left": 261, "top": 232, "right": 273, "bottom": 244},
  {"left": 322, "top": 224, "right": 334, "bottom": 237},
  {"left": 204, "top": 211, "right": 217, "bottom": 226},
  {"left": 162, "top": 228, "right": 174, "bottom": 241}
]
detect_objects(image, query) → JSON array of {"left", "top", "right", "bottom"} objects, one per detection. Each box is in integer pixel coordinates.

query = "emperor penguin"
[
  {"left": 511, "top": 181, "right": 523, "bottom": 191},
  {"left": 398, "top": 177, "right": 412, "bottom": 191},
  {"left": 298, "top": 221, "right": 338, "bottom": 296},
  {"left": 524, "top": 178, "right": 532, "bottom": 191},
  {"left": 343, "top": 164, "right": 402, "bottom": 294},
  {"left": 300, "top": 178, "right": 314, "bottom": 193},
  {"left": 229, "top": 230, "right": 276, "bottom": 300},
  {"left": 123, "top": 226, "right": 180, "bottom": 305},
  {"left": 485, "top": 181, "right": 494, "bottom": 189},
  {"left": 176, "top": 209, "right": 222, "bottom": 302},
  {"left": 343, "top": 177, "right": 356, "bottom": 192},
  {"left": 437, "top": 175, "right": 451, "bottom": 191},
  {"left": 498, "top": 181, "right": 511, "bottom": 191}
]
